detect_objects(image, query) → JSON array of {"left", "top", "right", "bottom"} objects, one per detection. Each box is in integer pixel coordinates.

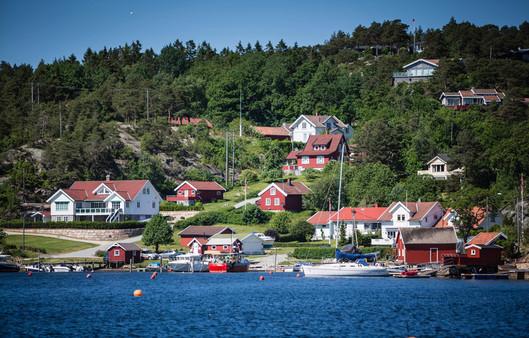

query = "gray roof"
[
  {"left": 399, "top": 228, "right": 457, "bottom": 245},
  {"left": 109, "top": 242, "right": 141, "bottom": 251}
]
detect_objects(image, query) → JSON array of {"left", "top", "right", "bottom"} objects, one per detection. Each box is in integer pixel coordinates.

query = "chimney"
[{"left": 106, "top": 174, "right": 111, "bottom": 182}]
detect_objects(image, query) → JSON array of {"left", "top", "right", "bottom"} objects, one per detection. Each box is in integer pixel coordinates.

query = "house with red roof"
[
  {"left": 440, "top": 88, "right": 505, "bottom": 109},
  {"left": 167, "top": 180, "right": 226, "bottom": 206},
  {"left": 435, "top": 207, "right": 503, "bottom": 230},
  {"left": 393, "top": 58, "right": 439, "bottom": 86},
  {"left": 46, "top": 176, "right": 161, "bottom": 222},
  {"left": 458, "top": 232, "right": 507, "bottom": 271},
  {"left": 253, "top": 126, "right": 291, "bottom": 140},
  {"left": 289, "top": 114, "right": 352, "bottom": 143},
  {"left": 307, "top": 211, "right": 335, "bottom": 240},
  {"left": 106, "top": 242, "right": 142, "bottom": 268},
  {"left": 376, "top": 201, "right": 444, "bottom": 245},
  {"left": 257, "top": 180, "right": 311, "bottom": 212},
  {"left": 281, "top": 134, "right": 349, "bottom": 175},
  {"left": 168, "top": 115, "right": 213, "bottom": 128}
]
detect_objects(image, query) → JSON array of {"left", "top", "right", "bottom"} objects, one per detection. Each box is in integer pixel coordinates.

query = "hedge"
[
  {"left": 159, "top": 201, "right": 204, "bottom": 211},
  {"left": 0, "top": 220, "right": 145, "bottom": 229},
  {"left": 291, "top": 247, "right": 336, "bottom": 259},
  {"left": 273, "top": 242, "right": 331, "bottom": 248},
  {"left": 175, "top": 207, "right": 271, "bottom": 228}
]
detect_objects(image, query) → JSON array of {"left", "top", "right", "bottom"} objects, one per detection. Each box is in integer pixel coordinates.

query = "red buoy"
[
  {"left": 259, "top": 275, "right": 265, "bottom": 281},
  {"left": 150, "top": 272, "right": 158, "bottom": 280},
  {"left": 27, "top": 271, "right": 32, "bottom": 277}
]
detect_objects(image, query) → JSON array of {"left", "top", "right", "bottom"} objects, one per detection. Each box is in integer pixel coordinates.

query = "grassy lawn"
[
  {"left": 5, "top": 235, "right": 97, "bottom": 254},
  {"left": 202, "top": 181, "right": 268, "bottom": 212}
]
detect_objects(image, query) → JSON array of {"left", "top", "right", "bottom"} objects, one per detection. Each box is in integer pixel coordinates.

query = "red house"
[
  {"left": 458, "top": 232, "right": 507, "bottom": 271},
  {"left": 167, "top": 180, "right": 226, "bottom": 206},
  {"left": 282, "top": 134, "right": 348, "bottom": 175},
  {"left": 395, "top": 228, "right": 457, "bottom": 265},
  {"left": 205, "top": 234, "right": 243, "bottom": 254},
  {"left": 106, "top": 242, "right": 142, "bottom": 268},
  {"left": 178, "top": 225, "right": 235, "bottom": 247},
  {"left": 257, "top": 180, "right": 311, "bottom": 212}
]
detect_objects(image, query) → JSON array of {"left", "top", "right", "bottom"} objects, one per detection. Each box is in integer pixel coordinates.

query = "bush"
[
  {"left": 260, "top": 169, "right": 282, "bottom": 183},
  {"left": 239, "top": 169, "right": 259, "bottom": 183},
  {"left": 242, "top": 205, "right": 270, "bottom": 224},
  {"left": 302, "top": 168, "right": 320, "bottom": 180},
  {"left": 0, "top": 220, "right": 145, "bottom": 229},
  {"left": 288, "top": 220, "right": 314, "bottom": 242},
  {"left": 159, "top": 201, "right": 204, "bottom": 211},
  {"left": 291, "top": 247, "right": 336, "bottom": 259},
  {"left": 269, "top": 212, "right": 292, "bottom": 234},
  {"left": 264, "top": 229, "right": 279, "bottom": 240},
  {"left": 184, "top": 167, "right": 215, "bottom": 181}
]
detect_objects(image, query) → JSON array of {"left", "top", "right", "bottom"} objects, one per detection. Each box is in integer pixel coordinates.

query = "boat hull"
[
  {"left": 168, "top": 261, "right": 209, "bottom": 272},
  {"left": 302, "top": 264, "right": 389, "bottom": 277},
  {"left": 208, "top": 262, "right": 228, "bottom": 273},
  {"left": 0, "top": 263, "right": 20, "bottom": 273}
]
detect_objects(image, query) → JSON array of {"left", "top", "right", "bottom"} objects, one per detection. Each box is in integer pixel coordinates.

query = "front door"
[{"left": 430, "top": 248, "right": 439, "bottom": 263}]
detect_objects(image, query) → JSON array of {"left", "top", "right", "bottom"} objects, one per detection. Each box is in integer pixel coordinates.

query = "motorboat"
[
  {"left": 302, "top": 262, "right": 389, "bottom": 277},
  {"left": 208, "top": 254, "right": 249, "bottom": 273},
  {"left": 0, "top": 255, "right": 20, "bottom": 272},
  {"left": 51, "top": 265, "right": 73, "bottom": 272},
  {"left": 168, "top": 253, "right": 208, "bottom": 272}
]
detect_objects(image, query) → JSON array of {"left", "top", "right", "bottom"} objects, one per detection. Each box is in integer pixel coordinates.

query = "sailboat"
[{"left": 302, "top": 144, "right": 389, "bottom": 278}]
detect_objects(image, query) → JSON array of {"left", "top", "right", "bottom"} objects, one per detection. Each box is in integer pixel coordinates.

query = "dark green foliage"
[
  {"left": 269, "top": 212, "right": 292, "bottom": 234},
  {"left": 175, "top": 207, "right": 270, "bottom": 228},
  {"left": 291, "top": 247, "right": 336, "bottom": 259},
  {"left": 0, "top": 228, "right": 6, "bottom": 243},
  {"left": 142, "top": 214, "right": 173, "bottom": 252},
  {"left": 273, "top": 242, "right": 331, "bottom": 248},
  {"left": 264, "top": 229, "right": 279, "bottom": 240},
  {"left": 0, "top": 220, "right": 145, "bottom": 229},
  {"left": 159, "top": 201, "right": 204, "bottom": 211},
  {"left": 242, "top": 205, "right": 270, "bottom": 224},
  {"left": 289, "top": 220, "right": 315, "bottom": 242}
]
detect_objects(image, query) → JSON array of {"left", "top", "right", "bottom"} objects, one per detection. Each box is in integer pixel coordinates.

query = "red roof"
[
  {"left": 259, "top": 181, "right": 311, "bottom": 196},
  {"left": 435, "top": 208, "right": 454, "bottom": 228},
  {"left": 169, "top": 117, "right": 213, "bottom": 128},
  {"left": 467, "top": 232, "right": 506, "bottom": 246},
  {"left": 424, "top": 59, "right": 440, "bottom": 66},
  {"left": 459, "top": 90, "right": 479, "bottom": 98},
  {"left": 298, "top": 134, "right": 345, "bottom": 156},
  {"left": 378, "top": 202, "right": 440, "bottom": 221},
  {"left": 286, "top": 151, "right": 300, "bottom": 160},
  {"left": 176, "top": 180, "right": 226, "bottom": 191},
  {"left": 254, "top": 126, "right": 290, "bottom": 137},
  {"left": 329, "top": 207, "right": 387, "bottom": 222},
  {"left": 187, "top": 237, "right": 208, "bottom": 246},
  {"left": 307, "top": 211, "right": 334, "bottom": 225},
  {"left": 63, "top": 180, "right": 149, "bottom": 201}
]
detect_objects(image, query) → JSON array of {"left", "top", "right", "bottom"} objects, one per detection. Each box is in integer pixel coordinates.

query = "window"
[
  {"left": 301, "top": 156, "right": 309, "bottom": 164},
  {"left": 470, "top": 249, "right": 476, "bottom": 256},
  {"left": 147, "top": 188, "right": 150, "bottom": 194},
  {"left": 223, "top": 245, "right": 228, "bottom": 250},
  {"left": 270, "top": 187, "right": 276, "bottom": 196},
  {"left": 184, "top": 190, "right": 189, "bottom": 197},
  {"left": 126, "top": 202, "right": 129, "bottom": 208},
  {"left": 387, "top": 231, "right": 396, "bottom": 239},
  {"left": 211, "top": 245, "right": 217, "bottom": 250},
  {"left": 112, "top": 201, "right": 121, "bottom": 210},
  {"left": 91, "top": 202, "right": 105, "bottom": 209},
  {"left": 397, "top": 214, "right": 405, "bottom": 221},
  {"left": 152, "top": 202, "right": 156, "bottom": 208},
  {"left": 137, "top": 201, "right": 140, "bottom": 208},
  {"left": 265, "top": 198, "right": 271, "bottom": 206},
  {"left": 217, "top": 191, "right": 221, "bottom": 196},
  {"left": 317, "top": 156, "right": 324, "bottom": 164},
  {"left": 55, "top": 202, "right": 69, "bottom": 211},
  {"left": 114, "top": 250, "right": 120, "bottom": 257},
  {"left": 301, "top": 122, "right": 307, "bottom": 129},
  {"left": 274, "top": 198, "right": 280, "bottom": 206}
]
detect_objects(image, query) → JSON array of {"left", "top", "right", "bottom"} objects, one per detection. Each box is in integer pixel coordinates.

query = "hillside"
[{"left": 1, "top": 18, "right": 529, "bottom": 221}]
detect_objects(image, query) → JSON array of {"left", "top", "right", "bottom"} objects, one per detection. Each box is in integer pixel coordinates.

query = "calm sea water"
[{"left": 1, "top": 272, "right": 529, "bottom": 337}]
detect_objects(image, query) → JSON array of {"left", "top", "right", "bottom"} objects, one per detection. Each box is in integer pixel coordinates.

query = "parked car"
[
  {"left": 141, "top": 249, "right": 159, "bottom": 260},
  {"left": 159, "top": 250, "right": 180, "bottom": 259}
]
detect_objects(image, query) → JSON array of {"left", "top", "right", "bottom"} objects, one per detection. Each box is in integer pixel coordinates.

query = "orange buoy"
[
  {"left": 27, "top": 271, "right": 32, "bottom": 277},
  {"left": 150, "top": 272, "right": 158, "bottom": 280},
  {"left": 133, "top": 289, "right": 143, "bottom": 297},
  {"left": 259, "top": 275, "right": 265, "bottom": 281}
]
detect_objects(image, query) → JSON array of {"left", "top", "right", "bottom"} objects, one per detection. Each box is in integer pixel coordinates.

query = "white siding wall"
[
  {"left": 127, "top": 181, "right": 161, "bottom": 219},
  {"left": 241, "top": 235, "right": 264, "bottom": 254},
  {"left": 292, "top": 122, "right": 317, "bottom": 143},
  {"left": 50, "top": 194, "right": 74, "bottom": 221}
]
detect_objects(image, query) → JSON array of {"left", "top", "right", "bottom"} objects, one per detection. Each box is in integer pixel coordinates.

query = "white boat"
[
  {"left": 302, "top": 262, "right": 389, "bottom": 277},
  {"left": 255, "top": 233, "right": 275, "bottom": 248},
  {"left": 168, "top": 254, "right": 208, "bottom": 272},
  {"left": 51, "top": 265, "right": 72, "bottom": 272}
]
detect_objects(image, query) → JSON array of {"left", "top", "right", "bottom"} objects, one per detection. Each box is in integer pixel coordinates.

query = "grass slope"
[{"left": 5, "top": 235, "right": 97, "bottom": 254}]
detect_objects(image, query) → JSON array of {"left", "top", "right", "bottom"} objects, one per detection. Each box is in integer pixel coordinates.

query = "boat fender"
[
  {"left": 259, "top": 275, "right": 265, "bottom": 281},
  {"left": 86, "top": 273, "right": 92, "bottom": 279},
  {"left": 150, "top": 272, "right": 158, "bottom": 280},
  {"left": 27, "top": 271, "right": 33, "bottom": 277},
  {"left": 296, "top": 273, "right": 301, "bottom": 278},
  {"left": 133, "top": 289, "right": 143, "bottom": 297}
]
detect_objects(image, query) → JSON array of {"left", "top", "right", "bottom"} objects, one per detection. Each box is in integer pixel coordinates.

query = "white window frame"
[
  {"left": 274, "top": 198, "right": 280, "bottom": 206},
  {"left": 55, "top": 202, "right": 69, "bottom": 211},
  {"left": 114, "top": 249, "right": 120, "bottom": 257},
  {"left": 270, "top": 187, "right": 276, "bottom": 196},
  {"left": 470, "top": 249, "right": 476, "bottom": 256},
  {"left": 316, "top": 156, "right": 324, "bottom": 164},
  {"left": 265, "top": 198, "right": 271, "bottom": 206},
  {"left": 301, "top": 156, "right": 309, "bottom": 164}
]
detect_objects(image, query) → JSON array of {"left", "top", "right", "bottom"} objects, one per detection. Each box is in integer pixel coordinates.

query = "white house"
[
  {"left": 307, "top": 211, "right": 335, "bottom": 240},
  {"left": 435, "top": 207, "right": 504, "bottom": 231},
  {"left": 393, "top": 58, "right": 439, "bottom": 86},
  {"left": 289, "top": 115, "right": 352, "bottom": 143},
  {"left": 46, "top": 176, "right": 161, "bottom": 222},
  {"left": 439, "top": 88, "right": 505, "bottom": 107},
  {"left": 374, "top": 201, "right": 444, "bottom": 245},
  {"left": 417, "top": 154, "right": 463, "bottom": 180},
  {"left": 240, "top": 233, "right": 265, "bottom": 255}
]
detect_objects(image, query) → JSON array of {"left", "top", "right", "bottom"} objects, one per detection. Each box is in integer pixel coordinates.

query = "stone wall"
[
  {"left": 160, "top": 210, "right": 200, "bottom": 223},
  {"left": 7, "top": 228, "right": 144, "bottom": 241}
]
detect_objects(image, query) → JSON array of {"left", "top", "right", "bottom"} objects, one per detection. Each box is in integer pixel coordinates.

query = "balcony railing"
[
  {"left": 75, "top": 208, "right": 112, "bottom": 214},
  {"left": 371, "top": 238, "right": 394, "bottom": 246}
]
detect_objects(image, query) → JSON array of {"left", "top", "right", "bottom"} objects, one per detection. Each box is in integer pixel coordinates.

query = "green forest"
[{"left": 1, "top": 18, "right": 529, "bottom": 220}]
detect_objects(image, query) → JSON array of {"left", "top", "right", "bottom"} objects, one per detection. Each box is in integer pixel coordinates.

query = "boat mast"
[{"left": 335, "top": 143, "right": 345, "bottom": 249}]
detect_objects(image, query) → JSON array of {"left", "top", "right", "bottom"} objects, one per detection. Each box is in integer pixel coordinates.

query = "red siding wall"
[
  {"left": 297, "top": 153, "right": 340, "bottom": 170},
  {"left": 459, "top": 247, "right": 503, "bottom": 267},
  {"left": 168, "top": 183, "right": 224, "bottom": 203},
  {"left": 259, "top": 188, "right": 303, "bottom": 212},
  {"left": 397, "top": 242, "right": 456, "bottom": 265},
  {"left": 107, "top": 246, "right": 141, "bottom": 264}
]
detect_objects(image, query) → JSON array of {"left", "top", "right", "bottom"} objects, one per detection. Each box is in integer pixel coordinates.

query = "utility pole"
[
  {"left": 225, "top": 132, "right": 229, "bottom": 185},
  {"left": 239, "top": 87, "right": 243, "bottom": 137},
  {"left": 22, "top": 166, "right": 26, "bottom": 252},
  {"left": 231, "top": 133, "right": 235, "bottom": 186},
  {"left": 412, "top": 18, "right": 416, "bottom": 53},
  {"left": 146, "top": 88, "right": 150, "bottom": 120}
]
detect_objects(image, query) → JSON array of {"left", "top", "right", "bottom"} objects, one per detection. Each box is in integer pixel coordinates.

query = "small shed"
[
  {"left": 395, "top": 227, "right": 457, "bottom": 265},
  {"left": 205, "top": 234, "right": 243, "bottom": 254},
  {"left": 240, "top": 233, "right": 264, "bottom": 255},
  {"left": 106, "top": 242, "right": 142, "bottom": 268},
  {"left": 458, "top": 232, "right": 507, "bottom": 271}
]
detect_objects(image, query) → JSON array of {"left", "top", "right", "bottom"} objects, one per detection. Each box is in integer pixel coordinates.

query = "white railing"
[{"left": 75, "top": 208, "right": 111, "bottom": 214}]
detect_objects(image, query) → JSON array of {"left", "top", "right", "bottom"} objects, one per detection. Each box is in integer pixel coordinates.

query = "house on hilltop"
[
  {"left": 393, "top": 58, "right": 439, "bottom": 86},
  {"left": 417, "top": 154, "right": 463, "bottom": 180},
  {"left": 46, "top": 176, "right": 161, "bottom": 222},
  {"left": 289, "top": 114, "right": 352, "bottom": 143},
  {"left": 257, "top": 180, "right": 311, "bottom": 212},
  {"left": 440, "top": 88, "right": 505, "bottom": 109},
  {"left": 166, "top": 180, "right": 226, "bottom": 206}
]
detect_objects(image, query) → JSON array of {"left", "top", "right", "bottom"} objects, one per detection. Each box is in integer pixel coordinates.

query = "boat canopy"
[{"left": 335, "top": 249, "right": 378, "bottom": 262}]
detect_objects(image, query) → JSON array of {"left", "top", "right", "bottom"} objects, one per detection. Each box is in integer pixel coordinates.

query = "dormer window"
[
  {"left": 96, "top": 187, "right": 111, "bottom": 195},
  {"left": 270, "top": 187, "right": 276, "bottom": 196},
  {"left": 301, "top": 122, "right": 307, "bottom": 129},
  {"left": 397, "top": 214, "right": 406, "bottom": 221}
]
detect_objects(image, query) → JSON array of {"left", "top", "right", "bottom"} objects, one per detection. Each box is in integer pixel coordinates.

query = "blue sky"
[{"left": 1, "top": 0, "right": 528, "bottom": 66}]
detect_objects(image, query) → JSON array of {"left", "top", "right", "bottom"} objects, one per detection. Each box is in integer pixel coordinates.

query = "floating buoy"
[
  {"left": 150, "top": 272, "right": 158, "bottom": 280},
  {"left": 86, "top": 273, "right": 92, "bottom": 279},
  {"left": 296, "top": 273, "right": 301, "bottom": 278},
  {"left": 268, "top": 270, "right": 273, "bottom": 275},
  {"left": 133, "top": 289, "right": 143, "bottom": 297},
  {"left": 259, "top": 275, "right": 265, "bottom": 281},
  {"left": 27, "top": 271, "right": 32, "bottom": 277}
]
